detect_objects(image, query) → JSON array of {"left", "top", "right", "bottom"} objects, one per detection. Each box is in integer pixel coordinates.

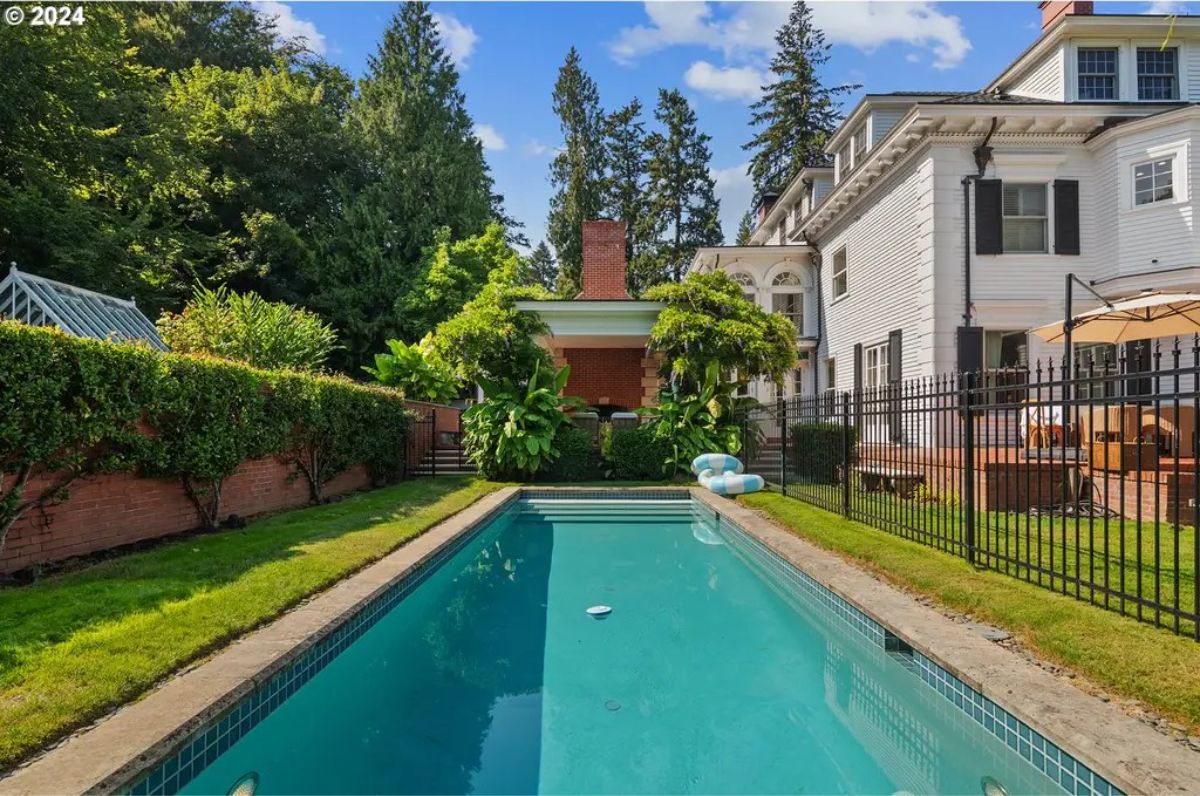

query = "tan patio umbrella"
[{"left": 1030, "top": 292, "right": 1200, "bottom": 344}]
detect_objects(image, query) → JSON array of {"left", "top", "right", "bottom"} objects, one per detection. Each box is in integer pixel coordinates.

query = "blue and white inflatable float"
[{"left": 691, "top": 453, "right": 764, "bottom": 496}]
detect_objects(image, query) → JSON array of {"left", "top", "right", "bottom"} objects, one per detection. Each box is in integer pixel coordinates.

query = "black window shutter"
[
  {"left": 887, "top": 330, "right": 903, "bottom": 383},
  {"left": 956, "top": 326, "right": 983, "bottom": 373},
  {"left": 853, "top": 343, "right": 864, "bottom": 426},
  {"left": 887, "top": 330, "right": 903, "bottom": 441},
  {"left": 975, "top": 179, "right": 1003, "bottom": 255},
  {"left": 1054, "top": 179, "right": 1080, "bottom": 255}
]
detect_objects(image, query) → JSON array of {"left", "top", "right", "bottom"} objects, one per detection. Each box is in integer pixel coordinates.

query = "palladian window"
[{"left": 771, "top": 272, "right": 804, "bottom": 335}]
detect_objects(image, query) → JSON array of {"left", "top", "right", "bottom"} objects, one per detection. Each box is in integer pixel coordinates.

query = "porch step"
[{"left": 413, "top": 446, "right": 476, "bottom": 476}]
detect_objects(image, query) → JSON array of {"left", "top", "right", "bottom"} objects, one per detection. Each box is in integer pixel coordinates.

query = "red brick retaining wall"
[{"left": 1, "top": 401, "right": 461, "bottom": 575}]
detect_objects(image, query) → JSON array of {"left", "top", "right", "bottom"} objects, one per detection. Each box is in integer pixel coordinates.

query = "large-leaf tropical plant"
[
  {"left": 461, "top": 363, "right": 585, "bottom": 479},
  {"left": 362, "top": 334, "right": 458, "bottom": 403},
  {"left": 640, "top": 360, "right": 755, "bottom": 474}
]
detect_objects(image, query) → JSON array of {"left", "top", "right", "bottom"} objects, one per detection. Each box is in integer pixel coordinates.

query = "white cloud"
[
  {"left": 432, "top": 12, "right": 479, "bottom": 68},
  {"left": 1144, "top": 0, "right": 1188, "bottom": 13},
  {"left": 905, "top": 53, "right": 922, "bottom": 64},
  {"left": 711, "top": 161, "right": 755, "bottom": 243},
  {"left": 474, "top": 124, "right": 507, "bottom": 152},
  {"left": 684, "top": 61, "right": 766, "bottom": 102},
  {"left": 254, "top": 1, "right": 326, "bottom": 55},
  {"left": 523, "top": 138, "right": 552, "bottom": 157},
  {"left": 610, "top": 1, "right": 971, "bottom": 70}
]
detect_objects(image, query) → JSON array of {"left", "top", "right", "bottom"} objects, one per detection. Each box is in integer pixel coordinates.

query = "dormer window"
[
  {"left": 1137, "top": 47, "right": 1178, "bottom": 100},
  {"left": 1077, "top": 48, "right": 1117, "bottom": 100},
  {"left": 852, "top": 125, "right": 866, "bottom": 163}
]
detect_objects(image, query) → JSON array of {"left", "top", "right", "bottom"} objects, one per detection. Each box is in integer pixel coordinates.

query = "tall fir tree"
[
  {"left": 743, "top": 1, "right": 858, "bottom": 195},
  {"left": 642, "top": 89, "right": 723, "bottom": 285},
  {"left": 520, "top": 241, "right": 559, "bottom": 291},
  {"left": 735, "top": 210, "right": 755, "bottom": 245},
  {"left": 601, "top": 99, "right": 650, "bottom": 292},
  {"left": 316, "top": 1, "right": 498, "bottom": 364},
  {"left": 348, "top": 1, "right": 495, "bottom": 266},
  {"left": 546, "top": 47, "right": 606, "bottom": 295}
]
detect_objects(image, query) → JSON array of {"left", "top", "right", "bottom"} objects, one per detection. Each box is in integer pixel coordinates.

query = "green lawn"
[
  {"left": 0, "top": 476, "right": 502, "bottom": 771},
  {"left": 741, "top": 491, "right": 1200, "bottom": 731},
  {"left": 784, "top": 480, "right": 1197, "bottom": 636}
]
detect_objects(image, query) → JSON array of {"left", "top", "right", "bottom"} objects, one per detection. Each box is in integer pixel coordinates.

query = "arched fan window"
[{"left": 731, "top": 272, "right": 756, "bottom": 305}]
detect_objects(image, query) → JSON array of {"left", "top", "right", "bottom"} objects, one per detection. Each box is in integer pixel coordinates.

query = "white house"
[{"left": 691, "top": 1, "right": 1200, "bottom": 402}]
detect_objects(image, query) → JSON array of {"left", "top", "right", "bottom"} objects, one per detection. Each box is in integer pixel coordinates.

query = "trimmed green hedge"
[
  {"left": 541, "top": 426, "right": 598, "bottom": 482},
  {"left": 790, "top": 422, "right": 857, "bottom": 484},
  {"left": 607, "top": 423, "right": 672, "bottom": 481},
  {"left": 0, "top": 321, "right": 413, "bottom": 552}
]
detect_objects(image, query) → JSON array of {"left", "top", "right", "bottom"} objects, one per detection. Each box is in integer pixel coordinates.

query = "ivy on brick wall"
[{"left": 0, "top": 322, "right": 413, "bottom": 554}]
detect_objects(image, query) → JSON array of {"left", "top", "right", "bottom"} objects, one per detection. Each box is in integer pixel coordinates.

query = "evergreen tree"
[
  {"left": 743, "top": 1, "right": 858, "bottom": 195},
  {"left": 546, "top": 47, "right": 606, "bottom": 295},
  {"left": 642, "top": 89, "right": 723, "bottom": 285},
  {"left": 601, "top": 99, "right": 650, "bottom": 290},
  {"left": 122, "top": 2, "right": 300, "bottom": 73},
  {"left": 348, "top": 1, "right": 495, "bottom": 267},
  {"left": 735, "top": 210, "right": 755, "bottom": 245},
  {"left": 520, "top": 241, "right": 558, "bottom": 291}
]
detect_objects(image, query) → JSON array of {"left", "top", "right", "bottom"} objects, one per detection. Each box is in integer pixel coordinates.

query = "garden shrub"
[
  {"left": 790, "top": 423, "right": 858, "bottom": 484},
  {"left": 607, "top": 424, "right": 672, "bottom": 481},
  {"left": 157, "top": 284, "right": 338, "bottom": 372},
  {"left": 461, "top": 363, "right": 583, "bottom": 479},
  {"left": 542, "top": 426, "right": 597, "bottom": 482},
  {"left": 0, "top": 321, "right": 414, "bottom": 552}
]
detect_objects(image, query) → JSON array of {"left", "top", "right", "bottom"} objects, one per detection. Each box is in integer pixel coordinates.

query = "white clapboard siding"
[
  {"left": 818, "top": 151, "right": 936, "bottom": 390},
  {"left": 871, "top": 108, "right": 907, "bottom": 146},
  {"left": 1009, "top": 45, "right": 1065, "bottom": 100}
]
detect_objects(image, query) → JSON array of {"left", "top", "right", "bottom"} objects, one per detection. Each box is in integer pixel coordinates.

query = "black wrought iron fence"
[{"left": 739, "top": 338, "right": 1200, "bottom": 639}]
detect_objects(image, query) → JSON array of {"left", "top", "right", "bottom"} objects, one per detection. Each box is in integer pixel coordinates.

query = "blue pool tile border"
[
  {"left": 709, "top": 506, "right": 1124, "bottom": 796},
  {"left": 125, "top": 494, "right": 522, "bottom": 796}
]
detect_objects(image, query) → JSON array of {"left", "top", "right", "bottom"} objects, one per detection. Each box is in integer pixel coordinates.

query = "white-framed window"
[
  {"left": 836, "top": 145, "right": 851, "bottom": 182},
  {"left": 1133, "top": 156, "right": 1174, "bottom": 206},
  {"left": 832, "top": 247, "right": 848, "bottom": 298},
  {"left": 771, "top": 271, "right": 804, "bottom": 334},
  {"left": 1077, "top": 47, "right": 1117, "bottom": 100},
  {"left": 852, "top": 124, "right": 866, "bottom": 164},
  {"left": 731, "top": 272, "right": 756, "bottom": 305},
  {"left": 984, "top": 330, "right": 1028, "bottom": 369},
  {"left": 1137, "top": 47, "right": 1178, "bottom": 100},
  {"left": 1002, "top": 183, "right": 1048, "bottom": 253},
  {"left": 865, "top": 342, "right": 890, "bottom": 390}
]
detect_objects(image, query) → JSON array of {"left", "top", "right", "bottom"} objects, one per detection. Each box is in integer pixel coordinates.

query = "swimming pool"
[{"left": 130, "top": 492, "right": 1116, "bottom": 795}]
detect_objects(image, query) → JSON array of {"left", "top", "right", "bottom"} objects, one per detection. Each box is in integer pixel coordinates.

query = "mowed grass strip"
[
  {"left": 740, "top": 491, "right": 1200, "bottom": 731},
  {"left": 0, "top": 477, "right": 502, "bottom": 770}
]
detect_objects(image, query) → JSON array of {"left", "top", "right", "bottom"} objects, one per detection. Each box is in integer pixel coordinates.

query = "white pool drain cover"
[{"left": 586, "top": 605, "right": 612, "bottom": 617}]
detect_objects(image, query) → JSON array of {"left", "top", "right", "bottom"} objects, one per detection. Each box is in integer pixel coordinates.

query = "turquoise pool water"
[{"left": 178, "top": 497, "right": 1066, "bottom": 795}]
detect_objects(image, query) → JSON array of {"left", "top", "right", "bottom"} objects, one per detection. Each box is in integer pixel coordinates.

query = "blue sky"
[{"left": 264, "top": 1, "right": 1186, "bottom": 248}]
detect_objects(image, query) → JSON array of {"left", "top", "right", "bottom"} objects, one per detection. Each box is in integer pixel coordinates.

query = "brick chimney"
[
  {"left": 1039, "top": 1, "right": 1092, "bottom": 30},
  {"left": 577, "top": 219, "right": 632, "bottom": 300},
  {"left": 755, "top": 192, "right": 780, "bottom": 228}
]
